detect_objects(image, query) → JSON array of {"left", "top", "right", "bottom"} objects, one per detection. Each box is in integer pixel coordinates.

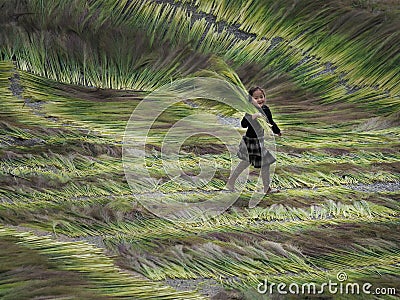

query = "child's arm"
[
  {"left": 241, "top": 113, "right": 251, "bottom": 128},
  {"left": 263, "top": 106, "right": 281, "bottom": 135}
]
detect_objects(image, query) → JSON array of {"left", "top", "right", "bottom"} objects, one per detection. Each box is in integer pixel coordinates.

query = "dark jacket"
[{"left": 241, "top": 105, "right": 280, "bottom": 138}]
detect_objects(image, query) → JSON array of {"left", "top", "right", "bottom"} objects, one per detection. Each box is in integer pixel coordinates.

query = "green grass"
[{"left": 0, "top": 0, "right": 399, "bottom": 298}]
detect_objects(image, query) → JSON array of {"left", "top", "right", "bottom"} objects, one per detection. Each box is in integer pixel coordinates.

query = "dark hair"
[{"left": 248, "top": 86, "right": 266, "bottom": 101}]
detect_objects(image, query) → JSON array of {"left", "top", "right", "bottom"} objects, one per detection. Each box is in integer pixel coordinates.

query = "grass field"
[{"left": 0, "top": 0, "right": 399, "bottom": 299}]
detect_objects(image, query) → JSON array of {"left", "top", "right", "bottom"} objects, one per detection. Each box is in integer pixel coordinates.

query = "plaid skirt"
[{"left": 237, "top": 135, "right": 276, "bottom": 168}]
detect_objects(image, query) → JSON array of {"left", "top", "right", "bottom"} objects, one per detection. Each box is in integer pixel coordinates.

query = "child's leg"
[
  {"left": 227, "top": 160, "right": 251, "bottom": 190},
  {"left": 261, "top": 163, "right": 279, "bottom": 193},
  {"left": 261, "top": 163, "right": 271, "bottom": 193}
]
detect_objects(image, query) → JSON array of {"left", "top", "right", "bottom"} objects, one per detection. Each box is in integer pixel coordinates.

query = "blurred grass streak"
[
  {"left": 178, "top": 0, "right": 400, "bottom": 94},
  {"left": 0, "top": 226, "right": 206, "bottom": 299}
]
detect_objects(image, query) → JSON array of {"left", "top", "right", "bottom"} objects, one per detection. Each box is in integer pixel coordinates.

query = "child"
[{"left": 226, "top": 86, "right": 282, "bottom": 194}]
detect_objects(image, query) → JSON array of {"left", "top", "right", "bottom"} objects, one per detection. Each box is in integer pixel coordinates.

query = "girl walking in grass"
[{"left": 227, "top": 86, "right": 282, "bottom": 194}]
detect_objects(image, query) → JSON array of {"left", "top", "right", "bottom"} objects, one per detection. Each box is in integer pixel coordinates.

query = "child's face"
[{"left": 251, "top": 89, "right": 266, "bottom": 107}]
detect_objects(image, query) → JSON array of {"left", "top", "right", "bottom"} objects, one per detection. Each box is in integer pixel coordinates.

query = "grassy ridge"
[{"left": 1, "top": 0, "right": 399, "bottom": 113}]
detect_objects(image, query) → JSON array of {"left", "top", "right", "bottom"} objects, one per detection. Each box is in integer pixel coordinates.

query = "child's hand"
[{"left": 251, "top": 113, "right": 262, "bottom": 120}]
